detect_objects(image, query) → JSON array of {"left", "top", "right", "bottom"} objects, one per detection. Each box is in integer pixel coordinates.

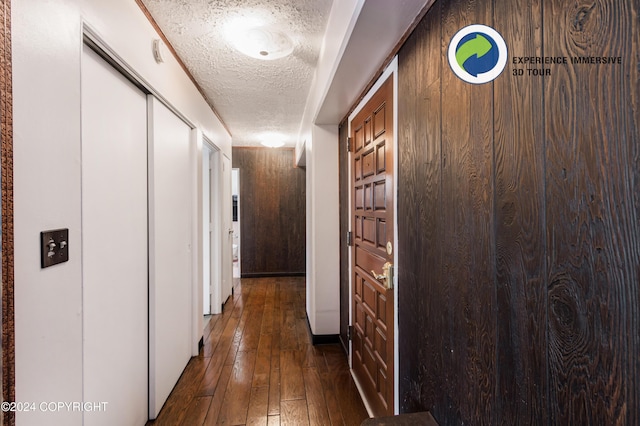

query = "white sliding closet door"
[
  {"left": 148, "top": 96, "right": 193, "bottom": 419},
  {"left": 81, "top": 45, "right": 148, "bottom": 426}
]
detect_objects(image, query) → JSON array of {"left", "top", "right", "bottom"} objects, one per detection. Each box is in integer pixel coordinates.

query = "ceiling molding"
[{"left": 134, "top": 0, "right": 232, "bottom": 137}]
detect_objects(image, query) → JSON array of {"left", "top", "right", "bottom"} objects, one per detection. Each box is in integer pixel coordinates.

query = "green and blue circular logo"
[{"left": 448, "top": 25, "right": 507, "bottom": 84}]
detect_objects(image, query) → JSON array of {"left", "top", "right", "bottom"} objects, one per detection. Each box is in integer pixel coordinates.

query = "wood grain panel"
[
  {"left": 544, "top": 1, "right": 640, "bottom": 424},
  {"left": 179, "top": 396, "right": 211, "bottom": 426},
  {"left": 203, "top": 365, "right": 233, "bottom": 425},
  {"left": 377, "top": 293, "right": 387, "bottom": 324},
  {"left": 280, "top": 399, "right": 309, "bottom": 426},
  {"left": 280, "top": 350, "right": 305, "bottom": 401},
  {"left": 232, "top": 148, "right": 306, "bottom": 276},
  {"left": 364, "top": 119, "right": 372, "bottom": 146},
  {"left": 253, "top": 333, "right": 272, "bottom": 388},
  {"left": 355, "top": 246, "right": 386, "bottom": 276},
  {"left": 376, "top": 220, "right": 386, "bottom": 250},
  {"left": 376, "top": 142, "right": 386, "bottom": 173},
  {"left": 303, "top": 368, "right": 331, "bottom": 426},
  {"left": 217, "top": 350, "right": 257, "bottom": 425},
  {"left": 373, "top": 104, "right": 386, "bottom": 139},
  {"left": 397, "top": 0, "right": 639, "bottom": 424},
  {"left": 155, "top": 356, "right": 209, "bottom": 425},
  {"left": 493, "top": 0, "right": 547, "bottom": 424},
  {"left": 440, "top": 1, "right": 496, "bottom": 423},
  {"left": 246, "top": 386, "right": 269, "bottom": 424},
  {"left": 355, "top": 124, "right": 364, "bottom": 152},
  {"left": 397, "top": 2, "right": 431, "bottom": 414},
  {"left": 363, "top": 149, "right": 375, "bottom": 178},
  {"left": 362, "top": 280, "right": 377, "bottom": 315},
  {"left": 363, "top": 217, "right": 376, "bottom": 245},
  {"left": 373, "top": 181, "right": 386, "bottom": 211},
  {"left": 400, "top": 2, "right": 450, "bottom": 418},
  {"left": 1, "top": 1, "right": 15, "bottom": 424},
  {"left": 364, "top": 184, "right": 373, "bottom": 210},
  {"left": 355, "top": 187, "right": 364, "bottom": 210}
]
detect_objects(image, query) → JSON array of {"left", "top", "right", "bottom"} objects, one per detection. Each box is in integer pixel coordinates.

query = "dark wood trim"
[
  {"left": 133, "top": 0, "right": 232, "bottom": 137},
  {"left": 341, "top": 0, "right": 437, "bottom": 125},
  {"left": 241, "top": 272, "right": 305, "bottom": 278},
  {"left": 232, "top": 146, "right": 295, "bottom": 151},
  {"left": 0, "top": 0, "right": 14, "bottom": 425},
  {"left": 306, "top": 315, "right": 340, "bottom": 346}
]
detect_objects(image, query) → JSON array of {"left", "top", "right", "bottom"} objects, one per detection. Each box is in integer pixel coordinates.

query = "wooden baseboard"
[
  {"left": 306, "top": 314, "right": 340, "bottom": 345},
  {"left": 240, "top": 272, "right": 305, "bottom": 278}
]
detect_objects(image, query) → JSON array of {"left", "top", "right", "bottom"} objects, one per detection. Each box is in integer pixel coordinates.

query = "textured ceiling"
[{"left": 140, "top": 0, "right": 333, "bottom": 147}]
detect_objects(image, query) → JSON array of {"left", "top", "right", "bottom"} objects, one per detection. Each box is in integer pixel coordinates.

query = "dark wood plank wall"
[
  {"left": 232, "top": 148, "right": 306, "bottom": 277},
  {"left": 396, "top": 0, "right": 640, "bottom": 424},
  {"left": 544, "top": 1, "right": 639, "bottom": 423},
  {"left": 441, "top": 0, "right": 496, "bottom": 422},
  {"left": 493, "top": 0, "right": 547, "bottom": 423}
]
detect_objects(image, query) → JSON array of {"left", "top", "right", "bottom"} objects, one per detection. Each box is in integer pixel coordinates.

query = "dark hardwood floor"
[{"left": 148, "top": 277, "right": 369, "bottom": 426}]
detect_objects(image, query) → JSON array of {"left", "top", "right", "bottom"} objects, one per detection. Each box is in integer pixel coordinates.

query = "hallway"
[{"left": 148, "top": 277, "right": 368, "bottom": 426}]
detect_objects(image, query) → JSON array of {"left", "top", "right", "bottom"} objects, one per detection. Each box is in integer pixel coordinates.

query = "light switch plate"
[{"left": 41, "top": 228, "right": 69, "bottom": 268}]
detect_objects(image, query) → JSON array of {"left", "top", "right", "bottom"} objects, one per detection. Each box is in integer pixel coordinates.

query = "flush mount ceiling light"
[
  {"left": 225, "top": 22, "right": 294, "bottom": 60},
  {"left": 259, "top": 132, "right": 286, "bottom": 148},
  {"left": 260, "top": 139, "right": 285, "bottom": 148}
]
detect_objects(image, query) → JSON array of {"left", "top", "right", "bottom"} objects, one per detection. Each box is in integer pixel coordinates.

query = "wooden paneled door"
[{"left": 350, "top": 75, "right": 394, "bottom": 417}]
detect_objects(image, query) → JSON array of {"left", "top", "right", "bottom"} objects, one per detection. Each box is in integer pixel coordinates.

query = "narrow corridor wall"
[
  {"left": 12, "top": 0, "right": 230, "bottom": 424},
  {"left": 232, "top": 148, "right": 306, "bottom": 276},
  {"left": 397, "top": 0, "right": 640, "bottom": 424}
]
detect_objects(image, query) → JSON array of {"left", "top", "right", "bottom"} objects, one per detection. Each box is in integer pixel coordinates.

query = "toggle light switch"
[{"left": 41, "top": 228, "right": 69, "bottom": 268}]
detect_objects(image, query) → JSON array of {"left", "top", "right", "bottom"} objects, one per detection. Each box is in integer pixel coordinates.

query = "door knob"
[{"left": 371, "top": 262, "right": 394, "bottom": 289}]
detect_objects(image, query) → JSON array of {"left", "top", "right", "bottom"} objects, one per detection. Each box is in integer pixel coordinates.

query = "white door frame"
[
  {"left": 232, "top": 168, "right": 241, "bottom": 278},
  {"left": 347, "top": 56, "right": 399, "bottom": 415},
  {"left": 220, "top": 154, "right": 233, "bottom": 304},
  {"left": 208, "top": 145, "right": 224, "bottom": 315},
  {"left": 202, "top": 143, "right": 212, "bottom": 316}
]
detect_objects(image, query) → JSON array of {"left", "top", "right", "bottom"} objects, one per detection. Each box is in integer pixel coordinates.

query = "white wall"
[
  {"left": 14, "top": 3, "right": 83, "bottom": 424},
  {"left": 13, "top": 1, "right": 230, "bottom": 424},
  {"left": 300, "top": 0, "right": 363, "bottom": 338},
  {"left": 306, "top": 125, "right": 341, "bottom": 335},
  {"left": 296, "top": 0, "right": 364, "bottom": 160}
]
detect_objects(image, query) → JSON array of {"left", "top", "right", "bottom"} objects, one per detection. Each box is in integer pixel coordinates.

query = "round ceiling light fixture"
[
  {"left": 260, "top": 138, "right": 285, "bottom": 148},
  {"left": 227, "top": 25, "right": 294, "bottom": 60},
  {"left": 259, "top": 132, "right": 286, "bottom": 148}
]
